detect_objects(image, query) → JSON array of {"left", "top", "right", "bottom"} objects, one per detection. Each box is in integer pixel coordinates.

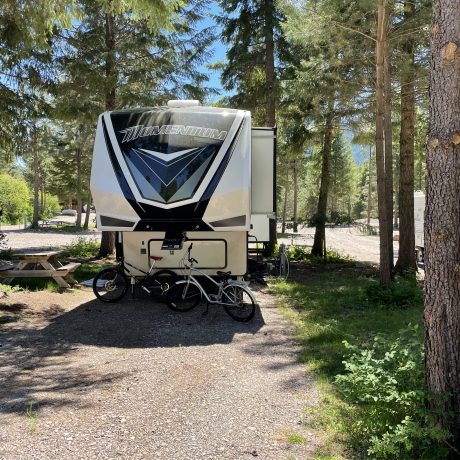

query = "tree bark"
[
  {"left": 384, "top": 29, "right": 394, "bottom": 274},
  {"left": 83, "top": 191, "right": 91, "bottom": 231},
  {"left": 424, "top": 0, "right": 460, "bottom": 451},
  {"left": 99, "top": 10, "right": 117, "bottom": 257},
  {"left": 293, "top": 160, "right": 298, "bottom": 232},
  {"left": 396, "top": 0, "right": 416, "bottom": 271},
  {"left": 281, "top": 162, "right": 289, "bottom": 234},
  {"left": 31, "top": 128, "right": 40, "bottom": 229},
  {"left": 263, "top": 0, "right": 277, "bottom": 254},
  {"left": 75, "top": 147, "right": 82, "bottom": 229},
  {"left": 375, "top": 1, "right": 392, "bottom": 284},
  {"left": 312, "top": 103, "right": 334, "bottom": 257},
  {"left": 264, "top": 0, "right": 276, "bottom": 128},
  {"left": 367, "top": 146, "right": 372, "bottom": 226}
]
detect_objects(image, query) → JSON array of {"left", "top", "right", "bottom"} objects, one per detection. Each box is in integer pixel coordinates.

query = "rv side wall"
[
  {"left": 122, "top": 231, "right": 247, "bottom": 276},
  {"left": 250, "top": 128, "right": 276, "bottom": 242}
]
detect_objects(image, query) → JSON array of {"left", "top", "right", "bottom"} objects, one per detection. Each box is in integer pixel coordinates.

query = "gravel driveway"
[{"left": 0, "top": 287, "right": 316, "bottom": 460}]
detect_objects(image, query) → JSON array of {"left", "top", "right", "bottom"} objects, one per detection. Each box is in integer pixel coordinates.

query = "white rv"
[
  {"left": 90, "top": 100, "right": 276, "bottom": 276},
  {"left": 414, "top": 190, "right": 425, "bottom": 264}
]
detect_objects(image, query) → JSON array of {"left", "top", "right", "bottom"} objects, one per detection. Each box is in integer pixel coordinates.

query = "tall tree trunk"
[
  {"left": 312, "top": 103, "right": 334, "bottom": 257},
  {"left": 83, "top": 191, "right": 91, "bottom": 231},
  {"left": 384, "top": 37, "right": 394, "bottom": 273},
  {"left": 75, "top": 147, "right": 82, "bottom": 229},
  {"left": 31, "top": 129, "right": 40, "bottom": 229},
  {"left": 293, "top": 160, "right": 298, "bottom": 232},
  {"left": 375, "top": 1, "right": 391, "bottom": 284},
  {"left": 264, "top": 0, "right": 276, "bottom": 128},
  {"left": 264, "top": 0, "right": 277, "bottom": 255},
  {"left": 281, "top": 162, "right": 289, "bottom": 234},
  {"left": 99, "top": 10, "right": 117, "bottom": 257},
  {"left": 367, "top": 145, "right": 372, "bottom": 226},
  {"left": 424, "top": 0, "right": 460, "bottom": 451},
  {"left": 396, "top": 0, "right": 416, "bottom": 271}
]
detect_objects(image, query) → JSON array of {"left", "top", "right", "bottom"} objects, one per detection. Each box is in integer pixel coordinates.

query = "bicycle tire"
[
  {"left": 93, "top": 268, "right": 128, "bottom": 303},
  {"left": 221, "top": 284, "right": 255, "bottom": 322},
  {"left": 166, "top": 282, "right": 202, "bottom": 312},
  {"left": 278, "top": 252, "right": 289, "bottom": 280},
  {"left": 144, "top": 269, "right": 177, "bottom": 300}
]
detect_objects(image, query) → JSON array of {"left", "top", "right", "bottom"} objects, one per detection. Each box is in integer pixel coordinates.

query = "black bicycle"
[{"left": 92, "top": 255, "right": 177, "bottom": 303}]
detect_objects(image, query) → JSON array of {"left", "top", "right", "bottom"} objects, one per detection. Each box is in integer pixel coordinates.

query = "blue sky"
[{"left": 198, "top": 2, "right": 229, "bottom": 100}]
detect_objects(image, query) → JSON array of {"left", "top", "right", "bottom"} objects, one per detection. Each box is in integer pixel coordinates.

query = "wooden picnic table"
[
  {"left": 39, "top": 220, "right": 67, "bottom": 228},
  {"left": 0, "top": 250, "right": 80, "bottom": 289}
]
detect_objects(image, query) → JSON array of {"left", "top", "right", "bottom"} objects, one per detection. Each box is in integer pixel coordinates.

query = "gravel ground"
[
  {"left": 0, "top": 287, "right": 317, "bottom": 460},
  {"left": 1, "top": 214, "right": 101, "bottom": 253},
  {"left": 0, "top": 224, "right": 393, "bottom": 459},
  {"left": 280, "top": 226, "right": 399, "bottom": 264}
]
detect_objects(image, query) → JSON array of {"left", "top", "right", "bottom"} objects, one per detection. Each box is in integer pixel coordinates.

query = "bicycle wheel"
[
  {"left": 278, "top": 252, "right": 289, "bottom": 280},
  {"left": 93, "top": 268, "right": 128, "bottom": 303},
  {"left": 145, "top": 269, "right": 177, "bottom": 300},
  {"left": 166, "top": 282, "right": 202, "bottom": 312},
  {"left": 221, "top": 284, "right": 255, "bottom": 322}
]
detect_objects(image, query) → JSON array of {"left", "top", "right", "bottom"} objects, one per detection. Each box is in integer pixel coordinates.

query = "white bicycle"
[{"left": 166, "top": 243, "right": 257, "bottom": 322}]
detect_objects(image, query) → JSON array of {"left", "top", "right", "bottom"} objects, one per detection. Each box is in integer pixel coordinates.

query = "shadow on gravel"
[
  {"left": 42, "top": 296, "right": 265, "bottom": 348},
  {"left": 0, "top": 295, "right": 264, "bottom": 415}
]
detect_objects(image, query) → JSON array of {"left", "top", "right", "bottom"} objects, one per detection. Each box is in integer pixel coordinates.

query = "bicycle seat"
[
  {"left": 150, "top": 255, "right": 163, "bottom": 261},
  {"left": 217, "top": 270, "right": 231, "bottom": 278}
]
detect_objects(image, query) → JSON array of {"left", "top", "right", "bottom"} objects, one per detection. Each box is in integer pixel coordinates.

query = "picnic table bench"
[{"left": 0, "top": 251, "right": 80, "bottom": 289}]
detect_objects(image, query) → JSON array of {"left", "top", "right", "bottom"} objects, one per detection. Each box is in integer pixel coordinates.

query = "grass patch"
[
  {"left": 286, "top": 432, "right": 309, "bottom": 445},
  {"left": 72, "top": 261, "right": 113, "bottom": 282},
  {"left": 269, "top": 260, "right": 449, "bottom": 459},
  {"left": 25, "top": 402, "right": 38, "bottom": 431}
]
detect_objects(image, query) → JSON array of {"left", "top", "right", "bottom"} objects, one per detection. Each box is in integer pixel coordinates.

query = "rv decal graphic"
[
  {"left": 122, "top": 145, "right": 218, "bottom": 204},
  {"left": 120, "top": 124, "right": 228, "bottom": 143}
]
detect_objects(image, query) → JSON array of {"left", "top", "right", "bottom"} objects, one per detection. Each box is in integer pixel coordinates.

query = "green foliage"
[
  {"left": 286, "top": 245, "right": 351, "bottom": 265},
  {"left": 0, "top": 173, "right": 31, "bottom": 223},
  {"left": 62, "top": 237, "right": 100, "bottom": 258},
  {"left": 336, "top": 326, "right": 450, "bottom": 459},
  {"left": 270, "top": 264, "right": 428, "bottom": 457},
  {"left": 40, "top": 193, "right": 61, "bottom": 219},
  {"left": 365, "top": 272, "right": 423, "bottom": 308}
]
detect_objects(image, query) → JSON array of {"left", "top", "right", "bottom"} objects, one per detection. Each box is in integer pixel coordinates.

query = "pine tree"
[{"left": 424, "top": 0, "right": 460, "bottom": 450}]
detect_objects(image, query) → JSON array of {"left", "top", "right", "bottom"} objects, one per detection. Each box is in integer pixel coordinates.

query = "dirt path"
[{"left": 0, "top": 287, "right": 316, "bottom": 460}]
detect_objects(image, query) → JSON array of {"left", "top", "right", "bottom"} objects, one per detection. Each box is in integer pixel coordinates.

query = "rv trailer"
[{"left": 90, "top": 100, "right": 276, "bottom": 277}]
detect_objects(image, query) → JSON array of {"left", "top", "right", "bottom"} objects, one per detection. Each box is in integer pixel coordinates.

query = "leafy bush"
[
  {"left": 286, "top": 245, "right": 351, "bottom": 264},
  {"left": 336, "top": 326, "right": 451, "bottom": 459},
  {"left": 0, "top": 173, "right": 31, "bottom": 224},
  {"left": 62, "top": 237, "right": 100, "bottom": 258},
  {"left": 365, "top": 272, "right": 423, "bottom": 308},
  {"left": 40, "top": 194, "right": 61, "bottom": 219}
]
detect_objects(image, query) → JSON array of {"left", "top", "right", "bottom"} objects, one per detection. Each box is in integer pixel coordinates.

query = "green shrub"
[
  {"left": 286, "top": 245, "right": 351, "bottom": 264},
  {"left": 40, "top": 194, "right": 61, "bottom": 219},
  {"left": 336, "top": 326, "right": 451, "bottom": 459},
  {"left": 62, "top": 237, "right": 100, "bottom": 258},
  {"left": 0, "top": 173, "right": 31, "bottom": 224},
  {"left": 365, "top": 272, "right": 423, "bottom": 308}
]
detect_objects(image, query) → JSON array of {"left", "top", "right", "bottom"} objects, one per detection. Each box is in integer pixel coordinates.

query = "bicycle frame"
[{"left": 176, "top": 263, "right": 255, "bottom": 306}]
